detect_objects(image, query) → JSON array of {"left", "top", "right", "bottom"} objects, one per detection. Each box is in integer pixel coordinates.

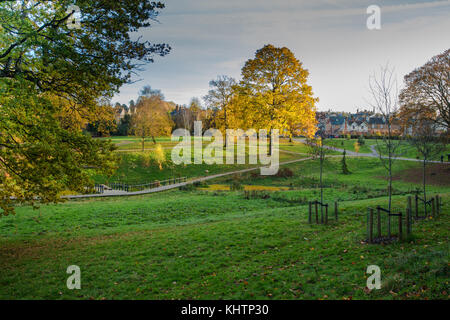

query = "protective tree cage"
[
  {"left": 308, "top": 201, "right": 339, "bottom": 224},
  {"left": 366, "top": 206, "right": 412, "bottom": 243}
]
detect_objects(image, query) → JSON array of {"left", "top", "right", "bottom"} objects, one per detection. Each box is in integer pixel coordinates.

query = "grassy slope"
[
  {"left": 90, "top": 139, "right": 305, "bottom": 184},
  {"left": 0, "top": 158, "right": 448, "bottom": 300}
]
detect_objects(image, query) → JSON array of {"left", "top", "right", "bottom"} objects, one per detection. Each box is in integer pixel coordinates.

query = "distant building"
[{"left": 316, "top": 109, "right": 405, "bottom": 136}]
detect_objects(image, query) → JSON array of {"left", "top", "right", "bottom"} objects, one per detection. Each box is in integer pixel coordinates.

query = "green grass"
[
  {"left": 1, "top": 157, "right": 448, "bottom": 300},
  {"left": 324, "top": 138, "right": 375, "bottom": 154},
  {"left": 374, "top": 142, "right": 450, "bottom": 161},
  {"left": 90, "top": 140, "right": 304, "bottom": 184}
]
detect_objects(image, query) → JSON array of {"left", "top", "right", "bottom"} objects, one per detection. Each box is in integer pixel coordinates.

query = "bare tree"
[
  {"left": 410, "top": 121, "right": 447, "bottom": 215},
  {"left": 306, "top": 128, "right": 331, "bottom": 217},
  {"left": 203, "top": 75, "right": 236, "bottom": 147},
  {"left": 368, "top": 65, "right": 403, "bottom": 212}
]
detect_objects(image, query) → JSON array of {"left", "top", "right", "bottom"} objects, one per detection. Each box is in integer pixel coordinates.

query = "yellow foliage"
[{"left": 199, "top": 184, "right": 289, "bottom": 191}]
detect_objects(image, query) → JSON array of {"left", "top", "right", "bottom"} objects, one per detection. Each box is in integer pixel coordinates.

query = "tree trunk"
[
  {"left": 423, "top": 158, "right": 427, "bottom": 216},
  {"left": 224, "top": 107, "right": 227, "bottom": 148},
  {"left": 142, "top": 137, "right": 145, "bottom": 152},
  {"left": 152, "top": 135, "right": 156, "bottom": 144},
  {"left": 320, "top": 151, "right": 324, "bottom": 219},
  {"left": 268, "top": 128, "right": 272, "bottom": 156}
]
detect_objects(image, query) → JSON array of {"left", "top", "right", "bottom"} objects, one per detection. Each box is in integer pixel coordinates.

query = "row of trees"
[{"left": 93, "top": 45, "right": 319, "bottom": 154}]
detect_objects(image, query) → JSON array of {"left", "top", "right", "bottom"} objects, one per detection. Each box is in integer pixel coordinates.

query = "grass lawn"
[
  {"left": 1, "top": 157, "right": 448, "bottom": 300},
  {"left": 324, "top": 138, "right": 375, "bottom": 154},
  {"left": 90, "top": 138, "right": 306, "bottom": 185},
  {"left": 324, "top": 138, "right": 450, "bottom": 161}
]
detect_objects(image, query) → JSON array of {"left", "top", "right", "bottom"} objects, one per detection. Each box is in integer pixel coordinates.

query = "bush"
[
  {"left": 276, "top": 168, "right": 294, "bottom": 178},
  {"left": 179, "top": 184, "right": 195, "bottom": 191},
  {"left": 357, "top": 136, "right": 365, "bottom": 146},
  {"left": 230, "top": 174, "right": 244, "bottom": 191}
]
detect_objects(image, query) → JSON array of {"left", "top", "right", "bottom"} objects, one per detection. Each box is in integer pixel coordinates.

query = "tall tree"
[
  {"left": 240, "top": 44, "right": 317, "bottom": 154},
  {"left": 306, "top": 130, "right": 331, "bottom": 217},
  {"left": 0, "top": 1, "right": 170, "bottom": 215},
  {"left": 203, "top": 75, "right": 236, "bottom": 146},
  {"left": 368, "top": 65, "right": 403, "bottom": 213},
  {"left": 399, "top": 49, "right": 449, "bottom": 131},
  {"left": 139, "top": 85, "right": 165, "bottom": 100},
  {"left": 131, "top": 96, "right": 174, "bottom": 150}
]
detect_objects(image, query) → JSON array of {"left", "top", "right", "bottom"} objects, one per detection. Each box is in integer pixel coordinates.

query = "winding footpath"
[
  {"left": 64, "top": 156, "right": 312, "bottom": 199},
  {"left": 292, "top": 138, "right": 448, "bottom": 164},
  {"left": 66, "top": 139, "right": 448, "bottom": 199}
]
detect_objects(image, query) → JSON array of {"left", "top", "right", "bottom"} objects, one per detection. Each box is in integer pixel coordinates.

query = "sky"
[{"left": 113, "top": 0, "right": 450, "bottom": 112}]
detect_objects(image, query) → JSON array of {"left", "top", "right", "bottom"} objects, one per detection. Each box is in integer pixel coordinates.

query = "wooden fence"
[
  {"left": 102, "top": 177, "right": 188, "bottom": 193},
  {"left": 412, "top": 194, "right": 441, "bottom": 220},
  {"left": 366, "top": 206, "right": 411, "bottom": 243},
  {"left": 308, "top": 201, "right": 339, "bottom": 224}
]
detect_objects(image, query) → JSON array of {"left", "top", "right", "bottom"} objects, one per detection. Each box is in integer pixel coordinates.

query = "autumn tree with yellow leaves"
[
  {"left": 131, "top": 95, "right": 174, "bottom": 151},
  {"left": 238, "top": 44, "right": 317, "bottom": 152}
]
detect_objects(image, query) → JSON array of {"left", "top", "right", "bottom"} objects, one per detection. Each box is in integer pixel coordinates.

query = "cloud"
[{"left": 114, "top": 0, "right": 450, "bottom": 111}]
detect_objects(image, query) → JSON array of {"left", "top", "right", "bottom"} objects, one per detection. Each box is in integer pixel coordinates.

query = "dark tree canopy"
[{"left": 0, "top": 1, "right": 170, "bottom": 215}]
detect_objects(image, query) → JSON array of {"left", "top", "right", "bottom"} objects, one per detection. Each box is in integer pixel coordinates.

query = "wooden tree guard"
[
  {"left": 436, "top": 195, "right": 440, "bottom": 216},
  {"left": 406, "top": 207, "right": 411, "bottom": 236},
  {"left": 315, "top": 201, "right": 318, "bottom": 223},
  {"left": 432, "top": 197, "right": 436, "bottom": 217},
  {"left": 398, "top": 214, "right": 402, "bottom": 240},
  {"left": 415, "top": 195, "right": 419, "bottom": 219},
  {"left": 308, "top": 202, "right": 312, "bottom": 224},
  {"left": 334, "top": 201, "right": 338, "bottom": 221},
  {"left": 369, "top": 208, "right": 374, "bottom": 243},
  {"left": 377, "top": 207, "right": 381, "bottom": 238}
]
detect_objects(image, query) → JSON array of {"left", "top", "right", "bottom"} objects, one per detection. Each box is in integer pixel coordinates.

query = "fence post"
[
  {"left": 325, "top": 205, "right": 328, "bottom": 225},
  {"left": 377, "top": 207, "right": 381, "bottom": 238},
  {"left": 321, "top": 204, "right": 324, "bottom": 224},
  {"left": 406, "top": 208, "right": 410, "bottom": 236},
  {"left": 435, "top": 195, "right": 439, "bottom": 216},
  {"left": 334, "top": 201, "right": 338, "bottom": 221},
  {"left": 315, "top": 201, "right": 318, "bottom": 224},
  {"left": 369, "top": 208, "right": 374, "bottom": 243},
  {"left": 308, "top": 202, "right": 312, "bottom": 224},
  {"left": 407, "top": 196, "right": 412, "bottom": 217},
  {"left": 415, "top": 195, "right": 418, "bottom": 219},
  {"left": 432, "top": 197, "right": 436, "bottom": 217},
  {"left": 398, "top": 214, "right": 403, "bottom": 241}
]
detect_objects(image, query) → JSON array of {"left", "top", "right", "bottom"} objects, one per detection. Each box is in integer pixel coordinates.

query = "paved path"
[
  {"left": 64, "top": 156, "right": 312, "bottom": 199},
  {"left": 292, "top": 138, "right": 448, "bottom": 164},
  {"left": 66, "top": 140, "right": 448, "bottom": 200}
]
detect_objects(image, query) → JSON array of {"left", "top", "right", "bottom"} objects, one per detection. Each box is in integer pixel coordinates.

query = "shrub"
[
  {"left": 230, "top": 174, "right": 244, "bottom": 191},
  {"left": 179, "top": 183, "right": 195, "bottom": 191},
  {"left": 357, "top": 136, "right": 365, "bottom": 146},
  {"left": 341, "top": 150, "right": 351, "bottom": 174},
  {"left": 276, "top": 168, "right": 294, "bottom": 178}
]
